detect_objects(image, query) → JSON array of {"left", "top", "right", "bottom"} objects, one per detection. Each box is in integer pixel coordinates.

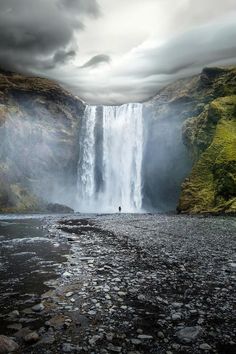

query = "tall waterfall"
[{"left": 77, "top": 103, "right": 143, "bottom": 213}]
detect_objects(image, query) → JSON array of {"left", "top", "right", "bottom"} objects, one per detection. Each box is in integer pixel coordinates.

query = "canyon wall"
[
  {"left": 0, "top": 66, "right": 235, "bottom": 213},
  {"left": 145, "top": 66, "right": 236, "bottom": 213},
  {"left": 0, "top": 69, "right": 85, "bottom": 212}
]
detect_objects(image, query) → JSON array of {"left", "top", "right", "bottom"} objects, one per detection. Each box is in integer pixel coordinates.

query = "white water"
[
  {"left": 76, "top": 105, "right": 97, "bottom": 209},
  {"left": 77, "top": 103, "right": 143, "bottom": 213}
]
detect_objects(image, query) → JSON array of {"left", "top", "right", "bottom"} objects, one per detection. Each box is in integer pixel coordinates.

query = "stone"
[
  {"left": 24, "top": 331, "right": 40, "bottom": 343},
  {"left": 176, "top": 326, "right": 201, "bottom": 344},
  {"left": 32, "top": 303, "right": 44, "bottom": 312},
  {"left": 172, "top": 313, "right": 182, "bottom": 321},
  {"left": 7, "top": 324, "right": 22, "bottom": 331},
  {"left": 199, "top": 343, "right": 212, "bottom": 350},
  {"left": 62, "top": 272, "right": 72, "bottom": 278},
  {"left": 158, "top": 331, "right": 165, "bottom": 339},
  {"left": 8, "top": 310, "right": 20, "bottom": 318},
  {"left": 137, "top": 334, "right": 153, "bottom": 340},
  {"left": 65, "top": 292, "right": 74, "bottom": 297},
  {"left": 0, "top": 335, "right": 19, "bottom": 353},
  {"left": 137, "top": 294, "right": 146, "bottom": 301},
  {"left": 62, "top": 343, "right": 74, "bottom": 352},
  {"left": 131, "top": 339, "right": 142, "bottom": 345},
  {"left": 89, "top": 335, "right": 101, "bottom": 346}
]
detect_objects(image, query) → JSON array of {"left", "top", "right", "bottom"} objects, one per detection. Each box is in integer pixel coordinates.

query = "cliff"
[
  {"left": 145, "top": 66, "right": 236, "bottom": 213},
  {"left": 0, "top": 69, "right": 85, "bottom": 212},
  {"left": 0, "top": 66, "right": 235, "bottom": 214}
]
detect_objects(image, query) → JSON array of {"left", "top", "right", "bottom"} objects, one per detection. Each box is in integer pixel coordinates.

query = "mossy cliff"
[
  {"left": 146, "top": 66, "right": 236, "bottom": 213},
  {"left": 174, "top": 67, "right": 236, "bottom": 214},
  {"left": 178, "top": 95, "right": 236, "bottom": 214},
  {"left": 0, "top": 69, "right": 85, "bottom": 212}
]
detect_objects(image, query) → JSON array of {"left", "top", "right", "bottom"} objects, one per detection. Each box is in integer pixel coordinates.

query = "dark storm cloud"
[
  {"left": 0, "top": 0, "right": 100, "bottom": 72},
  {"left": 80, "top": 54, "right": 110, "bottom": 68}
]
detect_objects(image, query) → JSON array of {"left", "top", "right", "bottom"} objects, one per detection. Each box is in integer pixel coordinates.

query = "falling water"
[
  {"left": 77, "top": 103, "right": 143, "bottom": 212},
  {"left": 76, "top": 105, "right": 97, "bottom": 209}
]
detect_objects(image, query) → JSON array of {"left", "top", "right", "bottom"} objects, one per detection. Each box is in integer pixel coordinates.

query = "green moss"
[{"left": 179, "top": 95, "right": 236, "bottom": 214}]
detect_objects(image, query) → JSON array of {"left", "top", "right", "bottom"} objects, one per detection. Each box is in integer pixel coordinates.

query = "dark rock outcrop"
[{"left": 0, "top": 69, "right": 85, "bottom": 212}]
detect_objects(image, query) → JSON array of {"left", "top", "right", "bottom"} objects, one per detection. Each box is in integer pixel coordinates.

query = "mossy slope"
[{"left": 178, "top": 95, "right": 236, "bottom": 214}]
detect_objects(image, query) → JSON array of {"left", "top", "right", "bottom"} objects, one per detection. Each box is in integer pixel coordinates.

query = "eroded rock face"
[
  {"left": 145, "top": 66, "right": 236, "bottom": 214},
  {"left": 178, "top": 94, "right": 236, "bottom": 214},
  {"left": 0, "top": 69, "right": 85, "bottom": 212}
]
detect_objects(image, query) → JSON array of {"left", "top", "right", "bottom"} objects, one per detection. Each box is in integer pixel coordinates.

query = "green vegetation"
[{"left": 178, "top": 95, "right": 236, "bottom": 214}]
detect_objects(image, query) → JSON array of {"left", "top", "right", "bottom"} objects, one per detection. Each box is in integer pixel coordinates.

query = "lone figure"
[{"left": 118, "top": 206, "right": 121, "bottom": 213}]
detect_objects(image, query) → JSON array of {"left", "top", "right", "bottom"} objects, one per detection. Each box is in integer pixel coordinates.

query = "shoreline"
[{"left": 0, "top": 214, "right": 235, "bottom": 353}]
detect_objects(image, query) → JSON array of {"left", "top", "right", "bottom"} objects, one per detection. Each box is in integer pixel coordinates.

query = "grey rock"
[
  {"left": 137, "top": 334, "right": 153, "bottom": 340},
  {"left": 8, "top": 310, "right": 20, "bottom": 318},
  {"left": 199, "top": 343, "right": 212, "bottom": 350},
  {"left": 172, "top": 313, "right": 182, "bottom": 321},
  {"left": 24, "top": 331, "right": 40, "bottom": 343},
  {"left": 176, "top": 326, "right": 201, "bottom": 344},
  {"left": 157, "top": 331, "right": 165, "bottom": 339},
  {"left": 32, "top": 303, "right": 44, "bottom": 312},
  {"left": 0, "top": 335, "right": 19, "bottom": 353}
]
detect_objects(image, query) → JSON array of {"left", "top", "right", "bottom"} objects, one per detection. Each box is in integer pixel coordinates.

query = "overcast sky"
[{"left": 1, "top": 0, "right": 236, "bottom": 103}]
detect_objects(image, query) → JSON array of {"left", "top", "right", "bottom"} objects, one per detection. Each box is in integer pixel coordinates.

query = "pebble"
[
  {"left": 24, "top": 331, "right": 40, "bottom": 343},
  {"left": 137, "top": 334, "right": 153, "bottom": 340},
  {"left": 0, "top": 335, "right": 19, "bottom": 353},
  {"left": 32, "top": 303, "right": 44, "bottom": 312},
  {"left": 176, "top": 326, "right": 201, "bottom": 344},
  {"left": 171, "top": 313, "right": 182, "bottom": 321},
  {"left": 199, "top": 343, "right": 212, "bottom": 350}
]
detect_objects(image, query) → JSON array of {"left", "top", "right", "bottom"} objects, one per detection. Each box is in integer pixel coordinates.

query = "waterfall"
[
  {"left": 77, "top": 103, "right": 143, "bottom": 213},
  {"left": 76, "top": 105, "right": 97, "bottom": 209}
]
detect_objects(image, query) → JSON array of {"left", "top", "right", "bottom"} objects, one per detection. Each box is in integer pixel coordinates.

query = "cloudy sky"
[{"left": 1, "top": 0, "right": 236, "bottom": 103}]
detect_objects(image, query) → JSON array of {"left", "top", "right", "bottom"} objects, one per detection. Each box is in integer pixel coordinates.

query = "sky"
[{"left": 0, "top": 0, "right": 236, "bottom": 104}]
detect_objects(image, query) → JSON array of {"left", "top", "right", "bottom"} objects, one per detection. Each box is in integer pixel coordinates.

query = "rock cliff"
[
  {"left": 0, "top": 69, "right": 85, "bottom": 212},
  {"left": 0, "top": 66, "right": 235, "bottom": 214},
  {"left": 144, "top": 66, "right": 236, "bottom": 213}
]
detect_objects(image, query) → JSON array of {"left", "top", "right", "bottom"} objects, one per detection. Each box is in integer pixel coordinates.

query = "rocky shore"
[{"left": 0, "top": 214, "right": 235, "bottom": 353}]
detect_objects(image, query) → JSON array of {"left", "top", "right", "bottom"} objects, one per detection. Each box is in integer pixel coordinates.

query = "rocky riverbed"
[{"left": 0, "top": 214, "right": 235, "bottom": 354}]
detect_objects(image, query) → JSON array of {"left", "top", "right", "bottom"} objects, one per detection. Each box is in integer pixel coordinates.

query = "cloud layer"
[
  {"left": 0, "top": 0, "right": 236, "bottom": 103},
  {"left": 60, "top": 13, "right": 236, "bottom": 103},
  {"left": 0, "top": 0, "right": 99, "bottom": 71}
]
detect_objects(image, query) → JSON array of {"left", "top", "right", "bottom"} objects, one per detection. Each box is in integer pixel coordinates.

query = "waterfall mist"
[{"left": 77, "top": 103, "right": 144, "bottom": 213}]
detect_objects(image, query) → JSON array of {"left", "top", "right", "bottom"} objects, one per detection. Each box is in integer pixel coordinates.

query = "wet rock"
[
  {"left": 62, "top": 343, "right": 75, "bottom": 352},
  {"left": 15, "top": 327, "right": 32, "bottom": 339},
  {"left": 62, "top": 272, "right": 72, "bottom": 278},
  {"left": 172, "top": 313, "right": 182, "bottom": 321},
  {"left": 0, "top": 335, "right": 19, "bottom": 353},
  {"left": 131, "top": 338, "right": 142, "bottom": 345},
  {"left": 107, "top": 344, "right": 122, "bottom": 352},
  {"left": 65, "top": 292, "right": 74, "bottom": 297},
  {"left": 199, "top": 343, "right": 212, "bottom": 350},
  {"left": 176, "top": 326, "right": 201, "bottom": 344},
  {"left": 46, "top": 315, "right": 70, "bottom": 329},
  {"left": 32, "top": 303, "right": 44, "bottom": 312},
  {"left": 137, "top": 334, "right": 153, "bottom": 340},
  {"left": 7, "top": 324, "right": 22, "bottom": 331},
  {"left": 158, "top": 331, "right": 165, "bottom": 339},
  {"left": 8, "top": 310, "right": 20, "bottom": 318},
  {"left": 89, "top": 335, "right": 102, "bottom": 346},
  {"left": 24, "top": 331, "right": 40, "bottom": 343}
]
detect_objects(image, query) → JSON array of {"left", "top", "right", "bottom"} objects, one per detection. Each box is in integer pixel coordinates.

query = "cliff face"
[
  {"left": 179, "top": 93, "right": 236, "bottom": 214},
  {"left": 145, "top": 66, "right": 236, "bottom": 213},
  {"left": 0, "top": 69, "right": 85, "bottom": 212},
  {"left": 0, "top": 67, "right": 235, "bottom": 214}
]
